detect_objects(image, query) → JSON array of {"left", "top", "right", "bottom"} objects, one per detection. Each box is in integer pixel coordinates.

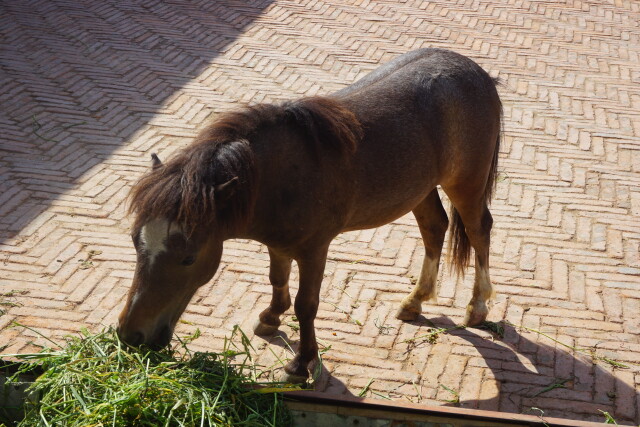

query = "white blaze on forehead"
[{"left": 140, "top": 218, "right": 184, "bottom": 265}]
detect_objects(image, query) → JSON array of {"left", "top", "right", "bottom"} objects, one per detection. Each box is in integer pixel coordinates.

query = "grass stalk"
[{"left": 402, "top": 325, "right": 466, "bottom": 344}]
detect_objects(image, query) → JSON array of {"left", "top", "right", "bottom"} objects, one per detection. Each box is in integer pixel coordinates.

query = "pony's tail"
[
  {"left": 448, "top": 207, "right": 471, "bottom": 278},
  {"left": 448, "top": 104, "right": 502, "bottom": 277}
]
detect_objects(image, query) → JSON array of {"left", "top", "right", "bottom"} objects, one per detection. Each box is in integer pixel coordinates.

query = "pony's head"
[
  {"left": 117, "top": 216, "right": 224, "bottom": 348},
  {"left": 117, "top": 137, "right": 255, "bottom": 348}
]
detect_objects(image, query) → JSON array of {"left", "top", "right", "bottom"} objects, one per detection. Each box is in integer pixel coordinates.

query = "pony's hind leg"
[
  {"left": 254, "top": 248, "right": 292, "bottom": 335},
  {"left": 463, "top": 205, "right": 494, "bottom": 326},
  {"left": 397, "top": 189, "right": 448, "bottom": 321},
  {"left": 444, "top": 189, "right": 495, "bottom": 326}
]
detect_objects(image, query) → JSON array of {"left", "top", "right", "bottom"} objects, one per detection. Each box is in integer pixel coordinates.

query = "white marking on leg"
[
  {"left": 400, "top": 256, "right": 440, "bottom": 314},
  {"left": 465, "top": 261, "right": 493, "bottom": 325},
  {"left": 417, "top": 255, "right": 439, "bottom": 301},
  {"left": 474, "top": 263, "right": 494, "bottom": 302}
]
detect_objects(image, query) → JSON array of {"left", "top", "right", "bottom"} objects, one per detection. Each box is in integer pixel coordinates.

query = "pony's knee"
[
  {"left": 481, "top": 208, "right": 493, "bottom": 233},
  {"left": 269, "top": 272, "right": 290, "bottom": 289},
  {"left": 429, "top": 221, "right": 448, "bottom": 243},
  {"left": 294, "top": 296, "right": 319, "bottom": 321},
  {"left": 465, "top": 208, "right": 492, "bottom": 241},
  {"left": 424, "top": 204, "right": 449, "bottom": 236}
]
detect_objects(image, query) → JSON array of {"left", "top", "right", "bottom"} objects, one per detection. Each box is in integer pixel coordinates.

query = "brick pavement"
[{"left": 1, "top": 0, "right": 639, "bottom": 424}]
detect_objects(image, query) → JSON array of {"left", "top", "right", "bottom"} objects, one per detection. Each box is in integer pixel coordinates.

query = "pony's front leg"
[
  {"left": 254, "top": 248, "right": 292, "bottom": 335},
  {"left": 282, "top": 245, "right": 328, "bottom": 383}
]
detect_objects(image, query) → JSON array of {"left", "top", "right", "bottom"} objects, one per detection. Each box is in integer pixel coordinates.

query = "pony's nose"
[
  {"left": 118, "top": 328, "right": 145, "bottom": 347},
  {"left": 149, "top": 325, "right": 172, "bottom": 349}
]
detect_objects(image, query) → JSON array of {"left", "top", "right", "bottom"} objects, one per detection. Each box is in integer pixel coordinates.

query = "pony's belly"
[{"left": 342, "top": 196, "right": 426, "bottom": 232}]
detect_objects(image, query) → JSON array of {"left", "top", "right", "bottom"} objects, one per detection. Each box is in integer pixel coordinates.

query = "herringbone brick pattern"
[{"left": 1, "top": 0, "right": 639, "bottom": 424}]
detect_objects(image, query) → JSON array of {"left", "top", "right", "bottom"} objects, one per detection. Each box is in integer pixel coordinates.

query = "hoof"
[
  {"left": 464, "top": 304, "right": 488, "bottom": 327},
  {"left": 396, "top": 304, "right": 421, "bottom": 321},
  {"left": 308, "top": 361, "right": 329, "bottom": 391},
  {"left": 280, "top": 370, "right": 308, "bottom": 385},
  {"left": 282, "top": 356, "right": 311, "bottom": 384},
  {"left": 253, "top": 320, "right": 279, "bottom": 336}
]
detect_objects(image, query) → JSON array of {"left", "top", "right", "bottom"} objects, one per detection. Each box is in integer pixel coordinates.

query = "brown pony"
[{"left": 117, "top": 48, "right": 502, "bottom": 383}]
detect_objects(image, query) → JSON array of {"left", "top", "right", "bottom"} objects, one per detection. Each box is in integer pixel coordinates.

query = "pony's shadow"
[
  {"left": 256, "top": 316, "right": 638, "bottom": 425},
  {"left": 421, "top": 316, "right": 638, "bottom": 425}
]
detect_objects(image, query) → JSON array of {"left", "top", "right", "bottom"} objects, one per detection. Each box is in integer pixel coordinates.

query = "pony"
[{"left": 117, "top": 48, "right": 502, "bottom": 383}]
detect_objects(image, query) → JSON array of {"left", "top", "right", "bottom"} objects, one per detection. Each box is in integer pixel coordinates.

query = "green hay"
[
  {"left": 3, "top": 326, "right": 293, "bottom": 426},
  {"left": 479, "top": 320, "right": 505, "bottom": 338},
  {"left": 358, "top": 378, "right": 374, "bottom": 397},
  {"left": 326, "top": 301, "right": 363, "bottom": 326},
  {"left": 439, "top": 384, "right": 460, "bottom": 406},
  {"left": 531, "top": 377, "right": 571, "bottom": 397},
  {"left": 599, "top": 409, "right": 618, "bottom": 425},
  {"left": 0, "top": 290, "right": 27, "bottom": 318},
  {"left": 402, "top": 325, "right": 466, "bottom": 345}
]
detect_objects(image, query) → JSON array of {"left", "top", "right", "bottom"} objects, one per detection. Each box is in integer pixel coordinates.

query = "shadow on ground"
[
  {"left": 433, "top": 317, "right": 636, "bottom": 425},
  {"left": 258, "top": 316, "right": 639, "bottom": 425},
  {"left": 0, "top": 0, "right": 273, "bottom": 243}
]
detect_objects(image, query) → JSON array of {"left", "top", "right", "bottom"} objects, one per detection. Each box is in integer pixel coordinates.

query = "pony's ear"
[
  {"left": 151, "top": 153, "right": 162, "bottom": 170},
  {"left": 215, "top": 177, "right": 239, "bottom": 202}
]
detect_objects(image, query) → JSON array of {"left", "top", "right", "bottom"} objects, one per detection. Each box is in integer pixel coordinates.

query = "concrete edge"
[{"left": 283, "top": 390, "right": 608, "bottom": 427}]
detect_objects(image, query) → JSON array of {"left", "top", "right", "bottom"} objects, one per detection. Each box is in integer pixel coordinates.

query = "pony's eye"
[{"left": 181, "top": 256, "right": 196, "bottom": 266}]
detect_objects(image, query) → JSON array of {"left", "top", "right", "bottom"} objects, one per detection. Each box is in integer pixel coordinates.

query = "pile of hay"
[{"left": 3, "top": 326, "right": 292, "bottom": 426}]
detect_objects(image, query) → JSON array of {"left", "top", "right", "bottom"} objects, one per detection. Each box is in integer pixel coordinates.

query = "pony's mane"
[{"left": 129, "top": 96, "right": 362, "bottom": 233}]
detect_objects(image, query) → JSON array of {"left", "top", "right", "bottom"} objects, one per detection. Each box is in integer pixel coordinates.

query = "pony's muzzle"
[
  {"left": 154, "top": 325, "right": 173, "bottom": 348},
  {"left": 117, "top": 328, "right": 145, "bottom": 347},
  {"left": 117, "top": 325, "right": 172, "bottom": 349}
]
